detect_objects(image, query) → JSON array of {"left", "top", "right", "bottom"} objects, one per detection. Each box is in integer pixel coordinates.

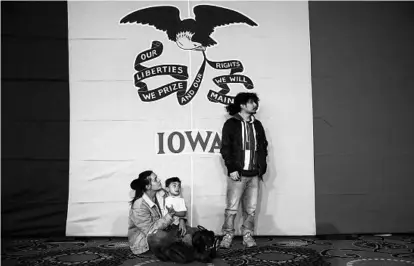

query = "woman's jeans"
[{"left": 222, "top": 176, "right": 259, "bottom": 236}]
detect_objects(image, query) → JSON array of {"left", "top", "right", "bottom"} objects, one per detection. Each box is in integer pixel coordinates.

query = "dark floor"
[{"left": 2, "top": 234, "right": 414, "bottom": 266}]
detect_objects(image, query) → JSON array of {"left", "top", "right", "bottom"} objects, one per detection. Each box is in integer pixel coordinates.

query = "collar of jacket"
[
  {"left": 142, "top": 190, "right": 167, "bottom": 212},
  {"left": 142, "top": 193, "right": 156, "bottom": 208},
  {"left": 234, "top": 113, "right": 255, "bottom": 123}
]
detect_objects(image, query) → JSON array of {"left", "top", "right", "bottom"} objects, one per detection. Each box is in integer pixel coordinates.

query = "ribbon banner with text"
[{"left": 134, "top": 41, "right": 254, "bottom": 105}]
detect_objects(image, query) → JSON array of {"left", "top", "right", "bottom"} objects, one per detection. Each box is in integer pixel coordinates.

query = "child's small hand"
[{"left": 178, "top": 219, "right": 187, "bottom": 236}]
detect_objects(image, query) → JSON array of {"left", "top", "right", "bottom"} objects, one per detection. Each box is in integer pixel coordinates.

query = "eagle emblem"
[
  {"left": 120, "top": 5, "right": 257, "bottom": 51},
  {"left": 121, "top": 5, "right": 257, "bottom": 105}
]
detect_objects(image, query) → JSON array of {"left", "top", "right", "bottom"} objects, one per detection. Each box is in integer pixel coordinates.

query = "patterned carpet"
[{"left": 2, "top": 235, "right": 414, "bottom": 266}]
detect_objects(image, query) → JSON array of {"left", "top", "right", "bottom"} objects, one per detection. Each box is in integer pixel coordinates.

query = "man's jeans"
[{"left": 222, "top": 176, "right": 259, "bottom": 236}]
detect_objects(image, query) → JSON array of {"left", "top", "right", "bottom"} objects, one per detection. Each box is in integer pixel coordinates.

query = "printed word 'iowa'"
[{"left": 157, "top": 130, "right": 221, "bottom": 154}]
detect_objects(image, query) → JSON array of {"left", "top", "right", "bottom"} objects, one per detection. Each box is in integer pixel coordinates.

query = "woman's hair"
[
  {"left": 130, "top": 170, "right": 153, "bottom": 206},
  {"left": 225, "top": 92, "right": 259, "bottom": 115}
]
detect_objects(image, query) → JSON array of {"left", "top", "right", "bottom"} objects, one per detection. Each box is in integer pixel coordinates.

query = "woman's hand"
[
  {"left": 165, "top": 205, "right": 176, "bottom": 216},
  {"left": 178, "top": 219, "right": 187, "bottom": 237}
]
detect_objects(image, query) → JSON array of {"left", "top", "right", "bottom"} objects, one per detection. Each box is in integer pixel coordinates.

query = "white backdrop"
[{"left": 67, "top": 1, "right": 315, "bottom": 236}]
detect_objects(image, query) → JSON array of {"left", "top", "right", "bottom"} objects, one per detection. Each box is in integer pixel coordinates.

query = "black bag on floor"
[
  {"left": 192, "top": 225, "right": 220, "bottom": 263},
  {"left": 165, "top": 241, "right": 195, "bottom": 263}
]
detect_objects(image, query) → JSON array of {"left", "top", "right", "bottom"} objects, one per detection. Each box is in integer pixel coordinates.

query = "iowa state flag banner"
[{"left": 67, "top": 1, "right": 315, "bottom": 236}]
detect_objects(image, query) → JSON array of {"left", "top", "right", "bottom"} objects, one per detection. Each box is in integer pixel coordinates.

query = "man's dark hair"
[
  {"left": 165, "top": 177, "right": 181, "bottom": 187},
  {"left": 225, "top": 92, "right": 259, "bottom": 115}
]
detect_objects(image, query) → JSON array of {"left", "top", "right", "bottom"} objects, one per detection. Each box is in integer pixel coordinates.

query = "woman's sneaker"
[
  {"left": 219, "top": 233, "right": 234, "bottom": 249},
  {"left": 243, "top": 232, "right": 257, "bottom": 248}
]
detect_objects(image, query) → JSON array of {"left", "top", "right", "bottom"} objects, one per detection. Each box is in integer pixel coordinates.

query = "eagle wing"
[
  {"left": 120, "top": 6, "right": 182, "bottom": 41},
  {"left": 193, "top": 5, "right": 257, "bottom": 42}
]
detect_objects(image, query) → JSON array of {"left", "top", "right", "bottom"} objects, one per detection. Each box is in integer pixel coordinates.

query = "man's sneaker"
[
  {"left": 219, "top": 233, "right": 234, "bottom": 249},
  {"left": 243, "top": 232, "right": 257, "bottom": 248}
]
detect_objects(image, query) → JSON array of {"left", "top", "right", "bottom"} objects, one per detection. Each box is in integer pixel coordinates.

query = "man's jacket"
[{"left": 220, "top": 115, "right": 268, "bottom": 178}]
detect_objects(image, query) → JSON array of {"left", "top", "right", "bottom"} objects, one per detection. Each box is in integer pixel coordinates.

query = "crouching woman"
[{"left": 128, "top": 170, "right": 177, "bottom": 257}]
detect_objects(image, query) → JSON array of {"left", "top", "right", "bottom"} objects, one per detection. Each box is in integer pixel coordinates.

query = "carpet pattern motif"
[{"left": 2, "top": 235, "right": 414, "bottom": 266}]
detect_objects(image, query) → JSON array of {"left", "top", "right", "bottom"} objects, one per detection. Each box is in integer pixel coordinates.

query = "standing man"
[{"left": 219, "top": 92, "right": 268, "bottom": 248}]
